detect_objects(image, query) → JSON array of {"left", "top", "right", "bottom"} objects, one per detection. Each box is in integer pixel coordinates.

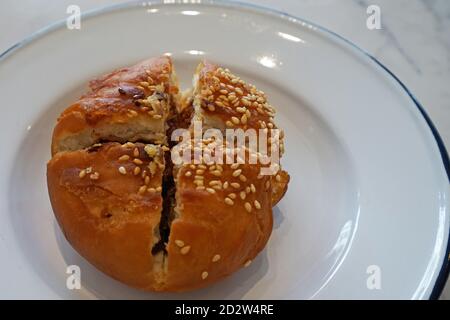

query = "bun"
[{"left": 47, "top": 57, "right": 289, "bottom": 292}]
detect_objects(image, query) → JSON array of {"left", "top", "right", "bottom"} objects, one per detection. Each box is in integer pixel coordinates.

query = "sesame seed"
[
  {"left": 198, "top": 164, "right": 207, "bottom": 170},
  {"left": 250, "top": 184, "right": 256, "bottom": 193},
  {"left": 241, "top": 98, "right": 251, "bottom": 106},
  {"left": 175, "top": 240, "right": 184, "bottom": 247},
  {"left": 206, "top": 188, "right": 216, "bottom": 194},
  {"left": 147, "top": 187, "right": 156, "bottom": 193},
  {"left": 153, "top": 115, "right": 162, "bottom": 119},
  {"left": 119, "top": 155, "right": 130, "bottom": 162},
  {"left": 118, "top": 166, "right": 127, "bottom": 175},
  {"left": 90, "top": 172, "right": 100, "bottom": 180},
  {"left": 133, "top": 166, "right": 141, "bottom": 175},
  {"left": 185, "top": 171, "right": 192, "bottom": 177},
  {"left": 236, "top": 107, "right": 246, "bottom": 113},
  {"left": 246, "top": 186, "right": 251, "bottom": 194},
  {"left": 211, "top": 170, "right": 222, "bottom": 176},
  {"left": 254, "top": 200, "right": 261, "bottom": 209},
  {"left": 228, "top": 193, "right": 237, "bottom": 199},
  {"left": 133, "top": 148, "right": 139, "bottom": 157},
  {"left": 240, "top": 191, "right": 246, "bottom": 200},
  {"left": 79, "top": 169, "right": 86, "bottom": 178},
  {"left": 226, "top": 121, "right": 233, "bottom": 127},
  {"left": 207, "top": 104, "right": 215, "bottom": 112},
  {"left": 232, "top": 169, "right": 242, "bottom": 177},
  {"left": 231, "top": 182, "right": 241, "bottom": 189},
  {"left": 265, "top": 180, "right": 271, "bottom": 190},
  {"left": 231, "top": 116, "right": 240, "bottom": 125},
  {"left": 223, "top": 181, "right": 229, "bottom": 189},
  {"left": 133, "top": 159, "right": 143, "bottom": 165},
  {"left": 212, "top": 254, "right": 221, "bottom": 262},
  {"left": 85, "top": 167, "right": 93, "bottom": 174},
  {"left": 180, "top": 246, "right": 191, "bottom": 255},
  {"left": 145, "top": 176, "right": 150, "bottom": 185},
  {"left": 138, "top": 185, "right": 147, "bottom": 194},
  {"left": 156, "top": 186, "right": 162, "bottom": 192},
  {"left": 244, "top": 260, "right": 252, "bottom": 267},
  {"left": 196, "top": 169, "right": 205, "bottom": 175},
  {"left": 201, "top": 271, "right": 209, "bottom": 280},
  {"left": 230, "top": 163, "right": 240, "bottom": 169},
  {"left": 224, "top": 198, "right": 234, "bottom": 206},
  {"left": 239, "top": 175, "right": 247, "bottom": 182},
  {"left": 276, "top": 174, "right": 281, "bottom": 182},
  {"left": 196, "top": 186, "right": 206, "bottom": 191},
  {"left": 241, "top": 114, "right": 248, "bottom": 124},
  {"left": 244, "top": 202, "right": 252, "bottom": 212},
  {"left": 235, "top": 87, "right": 244, "bottom": 95}
]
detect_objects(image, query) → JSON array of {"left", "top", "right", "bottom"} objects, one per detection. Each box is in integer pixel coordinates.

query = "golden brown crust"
[
  {"left": 51, "top": 56, "right": 179, "bottom": 155},
  {"left": 47, "top": 142, "right": 166, "bottom": 289},
  {"left": 164, "top": 160, "right": 273, "bottom": 291},
  {"left": 47, "top": 57, "right": 289, "bottom": 292}
]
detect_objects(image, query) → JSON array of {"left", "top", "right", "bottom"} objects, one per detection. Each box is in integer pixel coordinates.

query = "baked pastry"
[
  {"left": 47, "top": 57, "right": 289, "bottom": 292},
  {"left": 51, "top": 56, "right": 179, "bottom": 155}
]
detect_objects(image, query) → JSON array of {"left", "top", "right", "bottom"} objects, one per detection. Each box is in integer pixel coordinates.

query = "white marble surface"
[{"left": 0, "top": 0, "right": 449, "bottom": 299}]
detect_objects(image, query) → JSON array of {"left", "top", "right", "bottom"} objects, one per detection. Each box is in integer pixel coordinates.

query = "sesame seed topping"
[
  {"left": 241, "top": 114, "right": 248, "bottom": 124},
  {"left": 228, "top": 193, "right": 237, "bottom": 199},
  {"left": 133, "top": 159, "right": 143, "bottom": 165},
  {"left": 223, "top": 181, "right": 229, "bottom": 189},
  {"left": 230, "top": 163, "right": 240, "bottom": 169},
  {"left": 254, "top": 200, "right": 261, "bottom": 210},
  {"left": 235, "top": 87, "right": 244, "bottom": 95},
  {"left": 232, "top": 169, "right": 242, "bottom": 177},
  {"left": 250, "top": 184, "right": 256, "bottom": 193},
  {"left": 211, "top": 170, "right": 222, "bottom": 176},
  {"left": 119, "top": 155, "right": 130, "bottom": 162},
  {"left": 196, "top": 169, "right": 205, "bottom": 175},
  {"left": 201, "top": 271, "right": 209, "bottom": 280},
  {"left": 133, "top": 148, "right": 139, "bottom": 157},
  {"left": 79, "top": 169, "right": 86, "bottom": 178},
  {"left": 133, "top": 166, "right": 141, "bottom": 175},
  {"left": 156, "top": 186, "right": 162, "bottom": 192},
  {"left": 118, "top": 166, "right": 127, "bottom": 175},
  {"left": 212, "top": 254, "right": 221, "bottom": 262},
  {"left": 175, "top": 240, "right": 184, "bottom": 247},
  {"left": 231, "top": 182, "right": 241, "bottom": 189},
  {"left": 138, "top": 185, "right": 147, "bottom": 194},
  {"left": 153, "top": 114, "right": 162, "bottom": 119},
  {"left": 265, "top": 180, "right": 271, "bottom": 190},
  {"left": 147, "top": 187, "right": 156, "bottom": 193},
  {"left": 85, "top": 167, "right": 93, "bottom": 174},
  {"left": 275, "top": 174, "right": 281, "bottom": 182},
  {"left": 145, "top": 176, "right": 150, "bottom": 185},
  {"left": 244, "top": 202, "right": 252, "bottom": 212},
  {"left": 206, "top": 188, "right": 216, "bottom": 194},
  {"left": 185, "top": 171, "right": 192, "bottom": 177},
  {"left": 226, "top": 120, "right": 233, "bottom": 127},
  {"left": 239, "top": 175, "right": 247, "bottom": 182},
  {"left": 244, "top": 260, "right": 252, "bottom": 267},
  {"left": 240, "top": 191, "right": 246, "bottom": 200},
  {"left": 180, "top": 246, "right": 191, "bottom": 255},
  {"left": 224, "top": 198, "right": 234, "bottom": 206},
  {"left": 231, "top": 116, "right": 240, "bottom": 125}
]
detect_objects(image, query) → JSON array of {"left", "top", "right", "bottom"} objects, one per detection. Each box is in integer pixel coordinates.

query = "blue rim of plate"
[{"left": 1, "top": 0, "right": 449, "bottom": 300}]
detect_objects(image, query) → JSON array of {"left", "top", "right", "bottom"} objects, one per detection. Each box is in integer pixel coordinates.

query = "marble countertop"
[{"left": 0, "top": 0, "right": 449, "bottom": 299}]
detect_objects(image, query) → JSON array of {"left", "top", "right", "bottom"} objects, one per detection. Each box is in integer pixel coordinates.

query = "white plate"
[{"left": 0, "top": 0, "right": 449, "bottom": 300}]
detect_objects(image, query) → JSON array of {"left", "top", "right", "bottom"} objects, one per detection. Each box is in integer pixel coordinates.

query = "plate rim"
[{"left": 1, "top": 0, "right": 449, "bottom": 299}]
